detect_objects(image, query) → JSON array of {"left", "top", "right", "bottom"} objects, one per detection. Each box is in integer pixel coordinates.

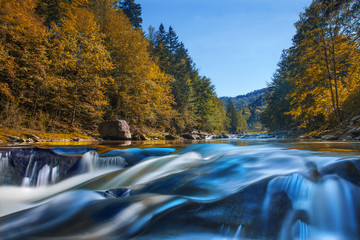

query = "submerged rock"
[
  {"left": 98, "top": 120, "right": 132, "bottom": 140},
  {"left": 321, "top": 160, "right": 360, "bottom": 186}
]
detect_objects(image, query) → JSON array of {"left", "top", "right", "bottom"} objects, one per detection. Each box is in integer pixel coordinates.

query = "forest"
[
  {"left": 261, "top": 0, "right": 360, "bottom": 136},
  {"left": 221, "top": 88, "right": 266, "bottom": 133},
  {"left": 3, "top": 0, "right": 357, "bottom": 139},
  {"left": 0, "top": 0, "right": 242, "bottom": 137}
]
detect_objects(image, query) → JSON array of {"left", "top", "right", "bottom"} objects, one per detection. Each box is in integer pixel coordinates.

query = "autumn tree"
[
  {"left": 0, "top": 0, "right": 50, "bottom": 127},
  {"left": 0, "top": 0, "right": 229, "bottom": 135},
  {"left": 262, "top": 0, "right": 360, "bottom": 132},
  {"left": 287, "top": 0, "right": 360, "bottom": 128},
  {"left": 49, "top": 2, "right": 113, "bottom": 129},
  {"left": 89, "top": 0, "right": 174, "bottom": 130}
]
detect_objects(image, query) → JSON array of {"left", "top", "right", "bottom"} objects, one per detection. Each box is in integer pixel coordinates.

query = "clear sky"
[{"left": 138, "top": 0, "right": 312, "bottom": 97}]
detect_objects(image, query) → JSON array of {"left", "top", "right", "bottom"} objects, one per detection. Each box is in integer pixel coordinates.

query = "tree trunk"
[
  {"left": 330, "top": 38, "right": 341, "bottom": 122},
  {"left": 323, "top": 41, "right": 340, "bottom": 123},
  {"left": 71, "top": 84, "right": 78, "bottom": 126}
]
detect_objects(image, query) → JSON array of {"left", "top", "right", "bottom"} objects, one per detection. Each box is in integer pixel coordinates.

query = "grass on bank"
[{"left": 0, "top": 126, "right": 95, "bottom": 143}]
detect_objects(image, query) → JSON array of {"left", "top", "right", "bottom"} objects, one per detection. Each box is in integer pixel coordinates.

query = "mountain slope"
[{"left": 220, "top": 88, "right": 267, "bottom": 132}]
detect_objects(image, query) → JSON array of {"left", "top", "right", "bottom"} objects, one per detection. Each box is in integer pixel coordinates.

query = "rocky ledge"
[{"left": 299, "top": 116, "right": 360, "bottom": 141}]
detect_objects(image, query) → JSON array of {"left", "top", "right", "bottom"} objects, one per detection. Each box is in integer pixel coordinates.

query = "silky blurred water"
[{"left": 0, "top": 139, "right": 360, "bottom": 240}]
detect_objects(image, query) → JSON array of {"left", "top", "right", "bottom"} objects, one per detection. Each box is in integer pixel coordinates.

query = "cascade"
[
  {"left": 1, "top": 144, "right": 360, "bottom": 240},
  {"left": 0, "top": 151, "right": 11, "bottom": 184},
  {"left": 20, "top": 151, "right": 60, "bottom": 187},
  {"left": 51, "top": 166, "right": 59, "bottom": 184},
  {"left": 22, "top": 163, "right": 60, "bottom": 188},
  {"left": 0, "top": 151, "right": 10, "bottom": 169},
  {"left": 233, "top": 224, "right": 243, "bottom": 240},
  {"left": 36, "top": 165, "right": 51, "bottom": 187},
  {"left": 262, "top": 174, "right": 360, "bottom": 239},
  {"left": 80, "top": 151, "right": 127, "bottom": 172}
]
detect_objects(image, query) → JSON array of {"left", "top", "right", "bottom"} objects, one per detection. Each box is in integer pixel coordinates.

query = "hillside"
[
  {"left": 220, "top": 88, "right": 267, "bottom": 132},
  {"left": 221, "top": 88, "right": 266, "bottom": 109}
]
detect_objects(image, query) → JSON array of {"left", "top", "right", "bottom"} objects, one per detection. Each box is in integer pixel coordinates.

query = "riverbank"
[
  {"left": 0, "top": 126, "right": 231, "bottom": 144},
  {"left": 0, "top": 127, "right": 96, "bottom": 144},
  {"left": 270, "top": 116, "right": 360, "bottom": 142}
]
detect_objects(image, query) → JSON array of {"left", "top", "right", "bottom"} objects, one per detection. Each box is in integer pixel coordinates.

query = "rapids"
[{"left": 0, "top": 141, "right": 360, "bottom": 239}]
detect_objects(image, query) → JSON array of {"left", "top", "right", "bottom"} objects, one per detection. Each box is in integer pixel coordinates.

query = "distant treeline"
[
  {"left": 261, "top": 0, "right": 360, "bottom": 133},
  {"left": 221, "top": 89, "right": 267, "bottom": 133},
  {"left": 0, "top": 0, "right": 232, "bottom": 134}
]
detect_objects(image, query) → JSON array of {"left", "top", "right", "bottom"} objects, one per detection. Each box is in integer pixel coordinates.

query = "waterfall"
[
  {"left": 310, "top": 177, "right": 358, "bottom": 238},
  {"left": 233, "top": 224, "right": 243, "bottom": 240},
  {"left": 51, "top": 166, "right": 59, "bottom": 184},
  {"left": 80, "top": 151, "right": 127, "bottom": 172},
  {"left": 21, "top": 153, "right": 36, "bottom": 187},
  {"left": 36, "top": 165, "right": 51, "bottom": 187},
  {"left": 0, "top": 151, "right": 11, "bottom": 184},
  {"left": 2, "top": 144, "right": 360, "bottom": 240},
  {"left": 262, "top": 174, "right": 360, "bottom": 240},
  {"left": 0, "top": 151, "right": 10, "bottom": 169},
  {"left": 22, "top": 163, "right": 60, "bottom": 188},
  {"left": 20, "top": 151, "right": 60, "bottom": 188}
]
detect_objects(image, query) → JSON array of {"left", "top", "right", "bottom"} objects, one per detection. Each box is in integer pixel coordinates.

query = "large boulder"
[{"left": 98, "top": 120, "right": 132, "bottom": 140}]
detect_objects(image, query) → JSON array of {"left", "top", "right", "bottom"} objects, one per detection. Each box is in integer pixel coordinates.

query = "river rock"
[
  {"left": 131, "top": 130, "right": 146, "bottom": 141},
  {"left": 322, "top": 160, "right": 360, "bottom": 186},
  {"left": 24, "top": 134, "right": 41, "bottom": 142},
  {"left": 321, "top": 134, "right": 337, "bottom": 140},
  {"left": 351, "top": 116, "right": 360, "bottom": 125},
  {"left": 98, "top": 120, "right": 132, "bottom": 140},
  {"left": 339, "top": 135, "right": 353, "bottom": 141},
  {"left": 181, "top": 134, "right": 196, "bottom": 140},
  {"left": 165, "top": 134, "right": 177, "bottom": 140},
  {"left": 181, "top": 133, "right": 204, "bottom": 140}
]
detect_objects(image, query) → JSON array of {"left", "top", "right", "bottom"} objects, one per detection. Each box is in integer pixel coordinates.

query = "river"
[{"left": 0, "top": 138, "right": 360, "bottom": 239}]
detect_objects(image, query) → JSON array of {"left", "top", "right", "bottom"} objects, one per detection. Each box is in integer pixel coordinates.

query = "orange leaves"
[{"left": 89, "top": 0, "right": 175, "bottom": 127}]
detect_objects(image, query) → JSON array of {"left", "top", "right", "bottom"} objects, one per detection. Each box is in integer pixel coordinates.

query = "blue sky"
[{"left": 138, "top": 0, "right": 312, "bottom": 97}]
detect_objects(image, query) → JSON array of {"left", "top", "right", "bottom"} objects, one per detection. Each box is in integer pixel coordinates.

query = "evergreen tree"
[
  {"left": 192, "top": 76, "right": 216, "bottom": 130},
  {"left": 166, "top": 26, "right": 180, "bottom": 55},
  {"left": 227, "top": 101, "right": 238, "bottom": 133},
  {"left": 261, "top": 50, "right": 294, "bottom": 131},
  {"left": 115, "top": 0, "right": 142, "bottom": 29}
]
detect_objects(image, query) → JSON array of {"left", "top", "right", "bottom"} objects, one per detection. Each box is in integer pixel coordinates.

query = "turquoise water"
[{"left": 0, "top": 139, "right": 360, "bottom": 239}]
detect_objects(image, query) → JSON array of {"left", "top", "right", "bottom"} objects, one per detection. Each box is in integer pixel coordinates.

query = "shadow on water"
[{"left": 1, "top": 139, "right": 360, "bottom": 239}]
